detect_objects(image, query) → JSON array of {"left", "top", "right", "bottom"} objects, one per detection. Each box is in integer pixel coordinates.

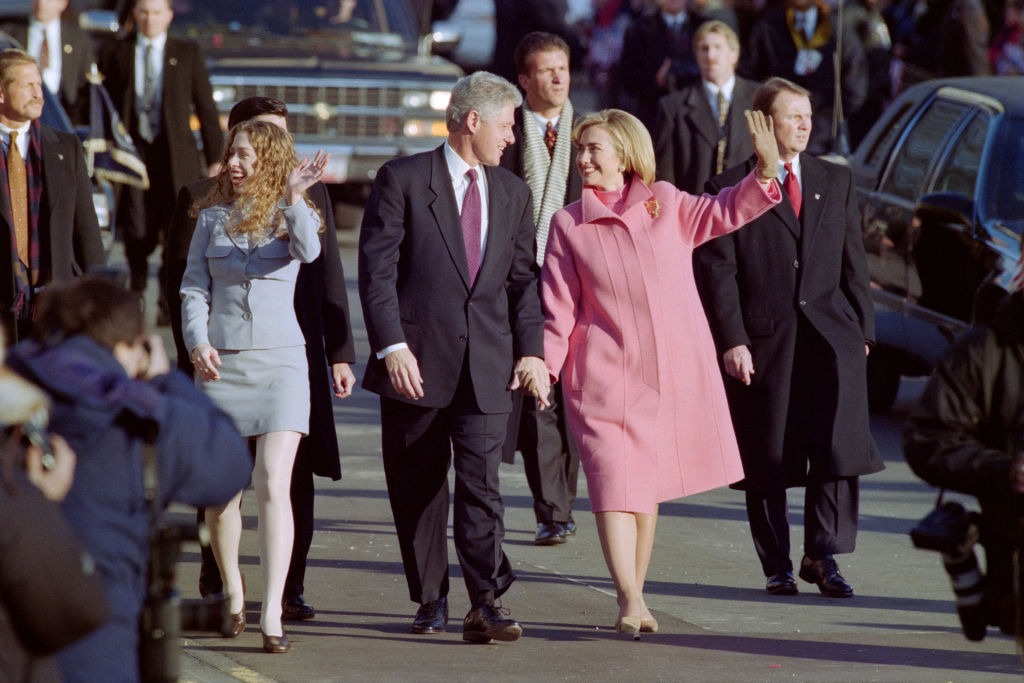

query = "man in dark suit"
[
  {"left": 695, "top": 78, "right": 884, "bottom": 599},
  {"left": 740, "top": 0, "right": 868, "bottom": 155},
  {"left": 165, "top": 96, "right": 356, "bottom": 622},
  {"left": 97, "top": 0, "right": 221, "bottom": 297},
  {"left": 617, "top": 0, "right": 706, "bottom": 131},
  {"left": 0, "top": 0, "right": 94, "bottom": 124},
  {"left": 498, "top": 31, "right": 581, "bottom": 547},
  {"left": 0, "top": 48, "right": 104, "bottom": 344},
  {"left": 359, "top": 71, "right": 549, "bottom": 642},
  {"left": 654, "top": 20, "right": 756, "bottom": 195},
  {"left": 490, "top": 0, "right": 584, "bottom": 83}
]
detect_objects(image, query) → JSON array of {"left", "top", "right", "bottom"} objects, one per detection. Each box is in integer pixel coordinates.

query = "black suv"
[
  {"left": 169, "top": 0, "right": 461, "bottom": 194},
  {"left": 847, "top": 76, "right": 1024, "bottom": 411}
]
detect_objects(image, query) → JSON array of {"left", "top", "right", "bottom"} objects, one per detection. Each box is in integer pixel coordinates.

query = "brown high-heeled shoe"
[
  {"left": 261, "top": 629, "right": 291, "bottom": 653},
  {"left": 223, "top": 572, "right": 247, "bottom": 638}
]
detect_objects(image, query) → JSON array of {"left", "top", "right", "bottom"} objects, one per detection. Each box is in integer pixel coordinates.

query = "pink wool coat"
[{"left": 542, "top": 172, "right": 780, "bottom": 513}]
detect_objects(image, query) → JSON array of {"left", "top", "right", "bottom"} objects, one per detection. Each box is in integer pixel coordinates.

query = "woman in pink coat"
[{"left": 541, "top": 108, "right": 780, "bottom": 636}]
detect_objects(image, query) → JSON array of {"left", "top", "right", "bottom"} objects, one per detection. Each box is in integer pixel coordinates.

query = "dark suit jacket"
[
  {"left": 653, "top": 77, "right": 757, "bottom": 195},
  {"left": 739, "top": 8, "right": 868, "bottom": 155},
  {"left": 498, "top": 105, "right": 582, "bottom": 209},
  {"left": 617, "top": 10, "right": 706, "bottom": 130},
  {"left": 694, "top": 154, "right": 882, "bottom": 489},
  {"left": 0, "top": 123, "right": 105, "bottom": 341},
  {"left": 165, "top": 179, "right": 355, "bottom": 480},
  {"left": 358, "top": 145, "right": 545, "bottom": 414},
  {"left": 0, "top": 18, "right": 94, "bottom": 124},
  {"left": 98, "top": 35, "right": 222, "bottom": 193}
]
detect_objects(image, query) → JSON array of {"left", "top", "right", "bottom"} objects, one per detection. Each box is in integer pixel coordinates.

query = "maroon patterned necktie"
[
  {"left": 462, "top": 168, "right": 482, "bottom": 285},
  {"left": 784, "top": 162, "right": 802, "bottom": 218},
  {"left": 545, "top": 121, "right": 556, "bottom": 157}
]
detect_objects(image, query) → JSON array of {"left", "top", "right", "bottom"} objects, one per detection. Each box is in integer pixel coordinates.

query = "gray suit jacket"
[{"left": 180, "top": 200, "right": 321, "bottom": 352}]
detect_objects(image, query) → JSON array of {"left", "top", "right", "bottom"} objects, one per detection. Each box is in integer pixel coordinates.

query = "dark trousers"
[
  {"left": 506, "top": 384, "right": 580, "bottom": 523},
  {"left": 120, "top": 135, "right": 175, "bottom": 292},
  {"left": 198, "top": 443, "right": 315, "bottom": 600},
  {"left": 745, "top": 477, "right": 860, "bottom": 577},
  {"left": 380, "top": 367, "right": 514, "bottom": 608}
]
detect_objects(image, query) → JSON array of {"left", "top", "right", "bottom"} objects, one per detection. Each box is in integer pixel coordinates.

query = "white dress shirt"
[
  {"left": 27, "top": 18, "right": 62, "bottom": 96},
  {"left": 0, "top": 122, "right": 33, "bottom": 161},
  {"left": 704, "top": 76, "right": 736, "bottom": 122},
  {"left": 530, "top": 111, "right": 561, "bottom": 137},
  {"left": 135, "top": 33, "right": 167, "bottom": 109},
  {"left": 778, "top": 155, "right": 803, "bottom": 188}
]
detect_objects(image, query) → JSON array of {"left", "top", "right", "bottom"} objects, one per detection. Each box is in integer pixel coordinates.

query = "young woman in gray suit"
[{"left": 181, "top": 120, "right": 327, "bottom": 653}]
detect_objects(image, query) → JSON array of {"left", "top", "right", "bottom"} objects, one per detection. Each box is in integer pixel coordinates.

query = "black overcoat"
[{"left": 695, "top": 154, "right": 883, "bottom": 489}]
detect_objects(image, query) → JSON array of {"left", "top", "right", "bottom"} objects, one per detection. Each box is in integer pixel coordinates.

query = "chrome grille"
[{"left": 231, "top": 83, "right": 402, "bottom": 108}]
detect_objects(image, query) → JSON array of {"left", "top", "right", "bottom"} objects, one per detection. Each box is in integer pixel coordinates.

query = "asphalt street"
[{"left": 139, "top": 241, "right": 1022, "bottom": 682}]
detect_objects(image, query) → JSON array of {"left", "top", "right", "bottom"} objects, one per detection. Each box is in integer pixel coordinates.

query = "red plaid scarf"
[{"left": 3, "top": 121, "right": 44, "bottom": 319}]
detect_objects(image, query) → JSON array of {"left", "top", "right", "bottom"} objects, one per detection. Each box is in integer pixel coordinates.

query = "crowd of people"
[{"left": 0, "top": 0, "right": 1022, "bottom": 680}]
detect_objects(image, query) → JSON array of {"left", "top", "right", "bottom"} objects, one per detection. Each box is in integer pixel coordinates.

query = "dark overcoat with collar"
[
  {"left": 358, "top": 145, "right": 545, "bottom": 414},
  {"left": 164, "top": 177, "right": 354, "bottom": 480},
  {"left": 98, "top": 34, "right": 222, "bottom": 192},
  {"left": 498, "top": 104, "right": 582, "bottom": 209},
  {"left": 0, "top": 18, "right": 94, "bottom": 124},
  {"left": 653, "top": 77, "right": 757, "bottom": 195},
  {"left": 694, "top": 153, "right": 883, "bottom": 489},
  {"left": 0, "top": 123, "right": 105, "bottom": 340}
]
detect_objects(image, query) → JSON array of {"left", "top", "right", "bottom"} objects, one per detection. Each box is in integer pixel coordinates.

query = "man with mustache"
[{"left": 0, "top": 48, "right": 104, "bottom": 344}]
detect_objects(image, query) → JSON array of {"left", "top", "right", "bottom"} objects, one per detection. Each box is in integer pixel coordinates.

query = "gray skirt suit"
[{"left": 181, "top": 199, "right": 322, "bottom": 437}]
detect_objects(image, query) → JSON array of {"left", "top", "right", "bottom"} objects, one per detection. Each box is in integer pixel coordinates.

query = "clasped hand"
[
  {"left": 508, "top": 356, "right": 551, "bottom": 409},
  {"left": 745, "top": 110, "right": 779, "bottom": 181}
]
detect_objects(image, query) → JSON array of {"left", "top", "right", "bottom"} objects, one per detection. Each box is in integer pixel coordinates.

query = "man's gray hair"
[{"left": 445, "top": 71, "right": 522, "bottom": 132}]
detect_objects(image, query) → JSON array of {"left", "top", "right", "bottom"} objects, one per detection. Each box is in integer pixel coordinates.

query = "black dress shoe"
[
  {"left": 462, "top": 603, "right": 522, "bottom": 643},
  {"left": 564, "top": 517, "right": 576, "bottom": 536},
  {"left": 535, "top": 521, "right": 567, "bottom": 545},
  {"left": 798, "top": 555, "right": 854, "bottom": 597},
  {"left": 411, "top": 597, "right": 448, "bottom": 634},
  {"left": 765, "top": 571, "right": 798, "bottom": 595},
  {"left": 282, "top": 595, "right": 316, "bottom": 621}
]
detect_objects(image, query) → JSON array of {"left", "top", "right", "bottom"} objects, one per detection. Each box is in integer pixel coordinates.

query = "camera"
[
  {"left": 910, "top": 501, "right": 989, "bottom": 640},
  {"left": 139, "top": 522, "right": 233, "bottom": 683}
]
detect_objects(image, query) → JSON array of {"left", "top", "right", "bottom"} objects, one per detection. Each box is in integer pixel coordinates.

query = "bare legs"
[
  {"left": 595, "top": 507, "right": 658, "bottom": 623},
  {"left": 206, "top": 430, "right": 300, "bottom": 639}
]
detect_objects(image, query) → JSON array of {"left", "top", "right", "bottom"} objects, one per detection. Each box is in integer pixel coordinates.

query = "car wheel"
[{"left": 867, "top": 349, "right": 901, "bottom": 414}]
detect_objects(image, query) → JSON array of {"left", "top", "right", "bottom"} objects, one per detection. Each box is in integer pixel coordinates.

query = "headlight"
[
  {"left": 212, "top": 86, "right": 236, "bottom": 104},
  {"left": 429, "top": 90, "right": 450, "bottom": 111},
  {"left": 402, "top": 91, "right": 429, "bottom": 109},
  {"left": 404, "top": 120, "right": 449, "bottom": 138}
]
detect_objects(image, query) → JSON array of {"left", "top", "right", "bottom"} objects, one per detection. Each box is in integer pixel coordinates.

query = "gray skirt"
[{"left": 197, "top": 345, "right": 310, "bottom": 437}]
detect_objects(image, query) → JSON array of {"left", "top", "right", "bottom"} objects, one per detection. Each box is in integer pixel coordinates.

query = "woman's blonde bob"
[{"left": 572, "top": 109, "right": 656, "bottom": 186}]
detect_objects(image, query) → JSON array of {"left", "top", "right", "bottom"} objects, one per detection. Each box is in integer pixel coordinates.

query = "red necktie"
[
  {"left": 544, "top": 121, "right": 556, "bottom": 157},
  {"left": 784, "top": 162, "right": 802, "bottom": 218},
  {"left": 462, "top": 168, "right": 482, "bottom": 285}
]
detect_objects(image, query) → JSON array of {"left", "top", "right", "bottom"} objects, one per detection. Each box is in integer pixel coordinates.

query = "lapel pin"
[
  {"left": 814, "top": 193, "right": 821, "bottom": 200},
  {"left": 644, "top": 199, "right": 660, "bottom": 219},
  {"left": 57, "top": 153, "right": 64, "bottom": 161},
  {"left": 64, "top": 44, "right": 73, "bottom": 54},
  {"left": 169, "top": 57, "right": 178, "bottom": 66}
]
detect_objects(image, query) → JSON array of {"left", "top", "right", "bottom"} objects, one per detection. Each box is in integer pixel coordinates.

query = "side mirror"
[
  {"left": 914, "top": 192, "right": 974, "bottom": 232},
  {"left": 80, "top": 10, "right": 119, "bottom": 35},
  {"left": 428, "top": 27, "right": 461, "bottom": 57}
]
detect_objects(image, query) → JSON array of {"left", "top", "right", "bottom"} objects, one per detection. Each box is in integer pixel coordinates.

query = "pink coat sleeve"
[
  {"left": 541, "top": 210, "right": 580, "bottom": 381},
  {"left": 678, "top": 171, "right": 781, "bottom": 248}
]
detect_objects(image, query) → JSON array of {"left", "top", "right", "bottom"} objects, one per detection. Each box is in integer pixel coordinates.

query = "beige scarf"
[{"left": 520, "top": 99, "right": 573, "bottom": 266}]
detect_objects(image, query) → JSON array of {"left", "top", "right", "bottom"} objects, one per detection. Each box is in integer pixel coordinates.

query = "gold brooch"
[{"left": 644, "top": 199, "right": 660, "bottom": 219}]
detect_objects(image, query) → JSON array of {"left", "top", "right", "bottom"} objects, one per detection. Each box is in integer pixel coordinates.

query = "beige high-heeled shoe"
[
  {"left": 615, "top": 616, "right": 641, "bottom": 640},
  {"left": 640, "top": 617, "right": 659, "bottom": 633}
]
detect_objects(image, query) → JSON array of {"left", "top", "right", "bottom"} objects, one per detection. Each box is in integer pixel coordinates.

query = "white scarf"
[{"left": 521, "top": 99, "right": 573, "bottom": 266}]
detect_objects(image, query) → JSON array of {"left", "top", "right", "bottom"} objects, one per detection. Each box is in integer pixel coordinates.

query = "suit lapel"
[
  {"left": 797, "top": 153, "right": 826, "bottom": 263},
  {"left": 685, "top": 87, "right": 719, "bottom": 148},
  {"left": 39, "top": 125, "right": 63, "bottom": 231},
  {"left": 427, "top": 146, "right": 472, "bottom": 290}
]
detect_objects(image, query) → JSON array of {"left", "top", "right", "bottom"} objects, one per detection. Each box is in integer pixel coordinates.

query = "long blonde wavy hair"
[{"left": 190, "top": 120, "right": 322, "bottom": 237}]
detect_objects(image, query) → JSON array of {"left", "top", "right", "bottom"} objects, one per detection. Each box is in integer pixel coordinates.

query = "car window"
[
  {"left": 984, "top": 116, "right": 1024, "bottom": 233},
  {"left": 930, "top": 111, "right": 988, "bottom": 200},
  {"left": 879, "top": 99, "right": 972, "bottom": 201},
  {"left": 864, "top": 101, "right": 914, "bottom": 170}
]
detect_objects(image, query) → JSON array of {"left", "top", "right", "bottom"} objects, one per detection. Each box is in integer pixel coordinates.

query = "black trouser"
[
  {"left": 745, "top": 477, "right": 860, "bottom": 577},
  {"left": 380, "top": 366, "right": 514, "bottom": 608},
  {"left": 515, "top": 384, "right": 580, "bottom": 524},
  {"left": 198, "top": 441, "right": 315, "bottom": 601},
  {"left": 120, "top": 135, "right": 175, "bottom": 293}
]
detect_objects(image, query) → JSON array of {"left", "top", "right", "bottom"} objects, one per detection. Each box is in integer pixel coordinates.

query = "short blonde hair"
[
  {"left": 694, "top": 20, "right": 740, "bottom": 55},
  {"left": 0, "top": 49, "right": 37, "bottom": 90},
  {"left": 572, "top": 109, "right": 656, "bottom": 185}
]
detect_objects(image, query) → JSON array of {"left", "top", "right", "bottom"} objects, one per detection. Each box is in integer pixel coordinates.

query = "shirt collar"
[
  {"left": 661, "top": 10, "right": 686, "bottom": 27},
  {"left": 443, "top": 141, "right": 478, "bottom": 185},
  {"left": 138, "top": 32, "right": 168, "bottom": 51},
  {"left": 778, "top": 154, "right": 802, "bottom": 177},
  {"left": 530, "top": 110, "right": 561, "bottom": 132},
  {"left": 0, "top": 121, "right": 33, "bottom": 138},
  {"left": 794, "top": 7, "right": 819, "bottom": 28},
  {"left": 703, "top": 76, "right": 736, "bottom": 102}
]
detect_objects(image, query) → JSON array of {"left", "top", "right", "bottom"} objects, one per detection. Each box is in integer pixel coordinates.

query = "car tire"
[{"left": 867, "top": 349, "right": 901, "bottom": 414}]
